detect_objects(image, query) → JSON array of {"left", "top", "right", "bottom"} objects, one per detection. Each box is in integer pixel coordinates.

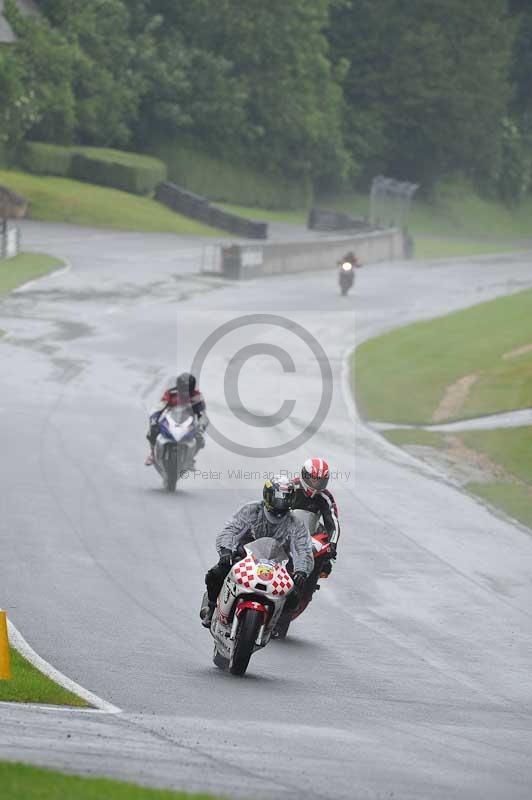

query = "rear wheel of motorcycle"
[
  {"left": 165, "top": 447, "right": 178, "bottom": 492},
  {"left": 229, "top": 609, "right": 263, "bottom": 676}
]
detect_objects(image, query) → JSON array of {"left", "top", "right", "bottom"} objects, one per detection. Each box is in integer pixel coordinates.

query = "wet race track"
[{"left": 1, "top": 221, "right": 532, "bottom": 799}]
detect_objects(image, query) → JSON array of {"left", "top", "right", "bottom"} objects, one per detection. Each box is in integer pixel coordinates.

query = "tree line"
[{"left": 1, "top": 0, "right": 531, "bottom": 201}]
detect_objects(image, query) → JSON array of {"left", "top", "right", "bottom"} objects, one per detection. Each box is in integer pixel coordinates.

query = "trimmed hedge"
[
  {"left": 70, "top": 151, "right": 166, "bottom": 195},
  {"left": 151, "top": 140, "right": 312, "bottom": 210},
  {"left": 19, "top": 143, "right": 167, "bottom": 195},
  {"left": 19, "top": 142, "right": 73, "bottom": 176}
]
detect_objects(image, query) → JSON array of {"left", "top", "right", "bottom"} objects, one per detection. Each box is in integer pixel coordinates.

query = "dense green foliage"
[{"left": 2, "top": 0, "right": 532, "bottom": 201}]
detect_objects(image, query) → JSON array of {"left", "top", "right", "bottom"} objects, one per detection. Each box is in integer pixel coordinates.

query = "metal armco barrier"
[
  {"left": 0, "top": 221, "right": 20, "bottom": 260},
  {"left": 155, "top": 181, "right": 268, "bottom": 239},
  {"left": 220, "top": 228, "right": 405, "bottom": 279}
]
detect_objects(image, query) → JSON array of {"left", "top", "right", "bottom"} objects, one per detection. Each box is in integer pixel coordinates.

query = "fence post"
[{"left": 0, "top": 610, "right": 11, "bottom": 680}]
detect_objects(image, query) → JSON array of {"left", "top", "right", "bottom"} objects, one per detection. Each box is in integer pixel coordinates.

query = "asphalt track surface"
[{"left": 1, "top": 222, "right": 532, "bottom": 799}]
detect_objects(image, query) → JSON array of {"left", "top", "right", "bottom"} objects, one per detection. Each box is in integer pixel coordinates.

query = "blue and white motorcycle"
[{"left": 152, "top": 408, "right": 198, "bottom": 491}]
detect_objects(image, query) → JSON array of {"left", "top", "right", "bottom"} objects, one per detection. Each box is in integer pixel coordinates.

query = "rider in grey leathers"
[{"left": 201, "top": 476, "right": 314, "bottom": 627}]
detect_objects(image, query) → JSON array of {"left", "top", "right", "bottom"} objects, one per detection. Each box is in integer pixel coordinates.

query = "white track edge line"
[{"left": 7, "top": 620, "right": 122, "bottom": 714}]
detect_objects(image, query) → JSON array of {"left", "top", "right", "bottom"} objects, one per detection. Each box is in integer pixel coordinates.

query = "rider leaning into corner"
[
  {"left": 200, "top": 476, "right": 314, "bottom": 628},
  {"left": 292, "top": 457, "right": 340, "bottom": 576},
  {"left": 145, "top": 372, "right": 208, "bottom": 467}
]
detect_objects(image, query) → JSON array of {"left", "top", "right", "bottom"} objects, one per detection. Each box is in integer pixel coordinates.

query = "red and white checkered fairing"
[
  {"left": 271, "top": 566, "right": 293, "bottom": 596},
  {"left": 232, "top": 557, "right": 257, "bottom": 589}
]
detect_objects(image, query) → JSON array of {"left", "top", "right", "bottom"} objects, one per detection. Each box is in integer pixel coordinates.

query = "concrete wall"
[
  {"left": 220, "top": 228, "right": 405, "bottom": 279},
  {"left": 259, "top": 228, "right": 404, "bottom": 277}
]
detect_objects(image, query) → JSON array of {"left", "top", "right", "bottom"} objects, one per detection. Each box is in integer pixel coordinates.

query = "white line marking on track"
[{"left": 7, "top": 620, "right": 122, "bottom": 714}]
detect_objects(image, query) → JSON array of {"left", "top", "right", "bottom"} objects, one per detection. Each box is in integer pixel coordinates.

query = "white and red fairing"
[{"left": 210, "top": 544, "right": 294, "bottom": 658}]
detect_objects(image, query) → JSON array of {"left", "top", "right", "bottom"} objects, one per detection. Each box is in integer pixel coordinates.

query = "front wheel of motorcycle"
[
  {"left": 229, "top": 609, "right": 263, "bottom": 676},
  {"left": 165, "top": 446, "right": 178, "bottom": 492}
]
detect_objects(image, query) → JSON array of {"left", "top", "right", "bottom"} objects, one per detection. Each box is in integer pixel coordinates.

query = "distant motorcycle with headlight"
[{"left": 339, "top": 261, "right": 355, "bottom": 296}]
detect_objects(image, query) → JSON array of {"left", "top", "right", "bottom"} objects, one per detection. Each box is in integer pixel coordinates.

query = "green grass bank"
[
  {"left": 0, "top": 252, "right": 64, "bottom": 297},
  {"left": 0, "top": 170, "right": 223, "bottom": 235},
  {"left": 0, "top": 762, "right": 219, "bottom": 800},
  {"left": 0, "top": 647, "right": 87, "bottom": 707},
  {"left": 355, "top": 287, "right": 532, "bottom": 531},
  {"left": 382, "top": 426, "right": 532, "bottom": 532},
  {"left": 354, "top": 287, "right": 532, "bottom": 425}
]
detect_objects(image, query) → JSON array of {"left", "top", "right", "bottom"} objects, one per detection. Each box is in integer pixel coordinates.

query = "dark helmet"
[
  {"left": 176, "top": 372, "right": 196, "bottom": 397},
  {"left": 263, "top": 475, "right": 295, "bottom": 520}
]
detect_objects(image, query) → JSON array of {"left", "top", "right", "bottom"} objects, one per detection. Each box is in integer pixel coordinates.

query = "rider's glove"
[
  {"left": 292, "top": 572, "right": 307, "bottom": 592},
  {"left": 232, "top": 544, "right": 247, "bottom": 562},
  {"left": 320, "top": 560, "right": 333, "bottom": 578},
  {"left": 218, "top": 549, "right": 232, "bottom": 568},
  {"left": 328, "top": 542, "right": 337, "bottom": 560}
]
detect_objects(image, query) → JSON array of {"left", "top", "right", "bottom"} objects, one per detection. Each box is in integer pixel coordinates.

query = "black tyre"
[
  {"left": 229, "top": 609, "right": 263, "bottom": 676},
  {"left": 273, "top": 611, "right": 291, "bottom": 640},
  {"left": 165, "top": 446, "right": 178, "bottom": 492}
]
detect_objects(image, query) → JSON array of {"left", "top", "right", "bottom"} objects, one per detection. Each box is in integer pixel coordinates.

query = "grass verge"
[
  {"left": 218, "top": 202, "right": 308, "bottom": 224},
  {"left": 0, "top": 170, "right": 223, "bottom": 235},
  {"left": 380, "top": 427, "right": 532, "bottom": 531},
  {"left": 0, "top": 647, "right": 87, "bottom": 707},
  {"left": 466, "top": 481, "right": 532, "bottom": 531},
  {"left": 0, "top": 762, "right": 218, "bottom": 799},
  {"left": 461, "top": 427, "right": 532, "bottom": 485},
  {"left": 354, "top": 287, "right": 532, "bottom": 424},
  {"left": 0, "top": 252, "right": 64, "bottom": 296},
  {"left": 382, "top": 429, "right": 447, "bottom": 448},
  {"left": 322, "top": 182, "right": 532, "bottom": 243},
  {"left": 412, "top": 236, "right": 525, "bottom": 260}
]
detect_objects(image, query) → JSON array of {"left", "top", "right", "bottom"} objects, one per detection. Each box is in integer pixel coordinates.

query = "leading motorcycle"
[
  {"left": 202, "top": 537, "right": 295, "bottom": 676},
  {"left": 152, "top": 407, "right": 197, "bottom": 491}
]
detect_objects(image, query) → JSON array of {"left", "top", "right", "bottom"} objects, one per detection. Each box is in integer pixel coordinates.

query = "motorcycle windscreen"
[
  {"left": 245, "top": 537, "right": 288, "bottom": 564},
  {"left": 166, "top": 407, "right": 195, "bottom": 425}
]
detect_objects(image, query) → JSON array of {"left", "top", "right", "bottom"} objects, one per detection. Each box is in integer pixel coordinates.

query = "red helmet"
[{"left": 300, "top": 458, "right": 330, "bottom": 496}]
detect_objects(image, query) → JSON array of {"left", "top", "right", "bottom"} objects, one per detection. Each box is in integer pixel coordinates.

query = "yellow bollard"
[{"left": 0, "top": 610, "right": 12, "bottom": 680}]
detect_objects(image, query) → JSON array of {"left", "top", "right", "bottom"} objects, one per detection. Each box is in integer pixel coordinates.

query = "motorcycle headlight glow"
[{"left": 341, "top": 262, "right": 353, "bottom": 271}]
